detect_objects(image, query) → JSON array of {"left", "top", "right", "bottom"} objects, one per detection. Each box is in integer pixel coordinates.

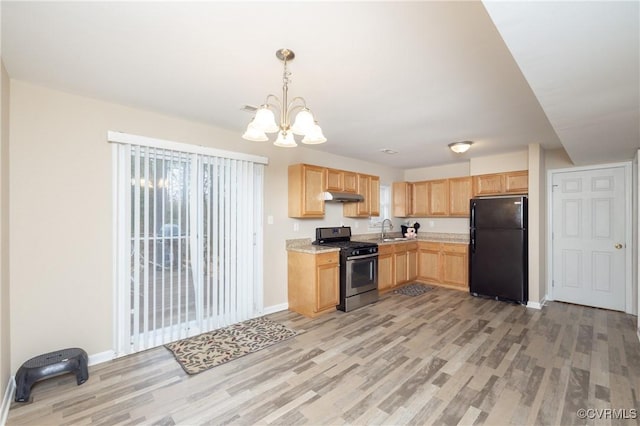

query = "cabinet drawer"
[
  {"left": 443, "top": 243, "right": 468, "bottom": 254},
  {"left": 316, "top": 252, "right": 339, "bottom": 265},
  {"left": 404, "top": 242, "right": 418, "bottom": 251},
  {"left": 378, "top": 244, "right": 395, "bottom": 255},
  {"left": 418, "top": 241, "right": 442, "bottom": 251}
]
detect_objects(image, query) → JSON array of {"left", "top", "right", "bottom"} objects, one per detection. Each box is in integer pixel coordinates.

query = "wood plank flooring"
[{"left": 7, "top": 287, "right": 640, "bottom": 425}]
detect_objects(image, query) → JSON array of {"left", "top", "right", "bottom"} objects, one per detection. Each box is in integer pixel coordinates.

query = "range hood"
[{"left": 322, "top": 191, "right": 364, "bottom": 203}]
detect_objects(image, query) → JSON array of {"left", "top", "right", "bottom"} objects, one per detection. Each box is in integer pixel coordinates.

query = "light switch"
[
  {"left": 293, "top": 222, "right": 299, "bottom": 232},
  {"left": 267, "top": 215, "right": 274, "bottom": 225}
]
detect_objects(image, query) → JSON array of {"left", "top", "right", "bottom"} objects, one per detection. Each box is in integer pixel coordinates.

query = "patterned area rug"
[
  {"left": 394, "top": 283, "right": 434, "bottom": 296},
  {"left": 165, "top": 317, "right": 298, "bottom": 375}
]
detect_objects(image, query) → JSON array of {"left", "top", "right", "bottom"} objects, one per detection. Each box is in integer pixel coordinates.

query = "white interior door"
[{"left": 551, "top": 166, "right": 627, "bottom": 311}]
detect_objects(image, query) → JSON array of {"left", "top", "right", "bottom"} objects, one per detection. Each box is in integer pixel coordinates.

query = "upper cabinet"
[
  {"left": 343, "top": 174, "right": 380, "bottom": 217},
  {"left": 393, "top": 171, "right": 526, "bottom": 218},
  {"left": 288, "top": 164, "right": 325, "bottom": 218},
  {"left": 393, "top": 182, "right": 412, "bottom": 217},
  {"left": 504, "top": 170, "right": 529, "bottom": 194},
  {"left": 473, "top": 170, "right": 528, "bottom": 196},
  {"left": 448, "top": 177, "right": 473, "bottom": 217},
  {"left": 289, "top": 164, "right": 380, "bottom": 218},
  {"left": 427, "top": 179, "right": 449, "bottom": 216},
  {"left": 326, "top": 168, "right": 358, "bottom": 194}
]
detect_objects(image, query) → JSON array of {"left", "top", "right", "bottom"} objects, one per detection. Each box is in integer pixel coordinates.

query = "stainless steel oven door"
[{"left": 345, "top": 253, "right": 378, "bottom": 297}]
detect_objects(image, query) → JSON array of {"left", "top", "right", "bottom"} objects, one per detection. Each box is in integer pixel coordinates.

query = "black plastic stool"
[{"left": 15, "top": 348, "right": 89, "bottom": 402}]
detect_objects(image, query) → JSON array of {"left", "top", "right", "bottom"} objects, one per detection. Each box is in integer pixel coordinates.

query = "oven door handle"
[{"left": 346, "top": 253, "right": 378, "bottom": 261}]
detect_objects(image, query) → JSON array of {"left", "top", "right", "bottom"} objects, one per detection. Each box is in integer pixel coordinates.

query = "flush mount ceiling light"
[
  {"left": 380, "top": 148, "right": 398, "bottom": 154},
  {"left": 242, "top": 48, "right": 326, "bottom": 147},
  {"left": 448, "top": 141, "right": 473, "bottom": 154}
]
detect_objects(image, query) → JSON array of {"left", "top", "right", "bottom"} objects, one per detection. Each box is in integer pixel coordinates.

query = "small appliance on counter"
[
  {"left": 313, "top": 227, "right": 379, "bottom": 312},
  {"left": 469, "top": 196, "right": 528, "bottom": 304}
]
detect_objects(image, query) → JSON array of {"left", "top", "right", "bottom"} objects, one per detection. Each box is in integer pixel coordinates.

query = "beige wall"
[
  {"left": 8, "top": 80, "right": 403, "bottom": 371},
  {"left": 545, "top": 148, "right": 574, "bottom": 170},
  {"left": 469, "top": 150, "right": 528, "bottom": 175},
  {"left": 0, "top": 61, "right": 10, "bottom": 400}
]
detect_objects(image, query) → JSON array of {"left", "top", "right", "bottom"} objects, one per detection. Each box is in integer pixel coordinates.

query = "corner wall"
[
  {"left": 0, "top": 60, "right": 11, "bottom": 413},
  {"left": 527, "top": 144, "right": 545, "bottom": 305}
]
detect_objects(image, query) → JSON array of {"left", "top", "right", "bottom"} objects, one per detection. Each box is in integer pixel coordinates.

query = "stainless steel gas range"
[{"left": 313, "top": 227, "right": 379, "bottom": 312}]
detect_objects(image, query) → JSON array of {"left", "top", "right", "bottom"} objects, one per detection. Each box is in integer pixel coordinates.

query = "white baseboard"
[
  {"left": 1, "top": 376, "right": 15, "bottom": 426},
  {"left": 88, "top": 350, "right": 115, "bottom": 366},
  {"left": 262, "top": 303, "right": 288, "bottom": 316},
  {"left": 527, "top": 296, "right": 546, "bottom": 310}
]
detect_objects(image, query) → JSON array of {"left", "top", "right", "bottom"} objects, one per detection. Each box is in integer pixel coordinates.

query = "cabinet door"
[
  {"left": 505, "top": 170, "right": 528, "bottom": 194},
  {"left": 378, "top": 253, "right": 395, "bottom": 292},
  {"left": 428, "top": 180, "right": 449, "bottom": 216},
  {"left": 316, "top": 263, "right": 339, "bottom": 312},
  {"left": 412, "top": 181, "right": 429, "bottom": 216},
  {"left": 343, "top": 172, "right": 358, "bottom": 193},
  {"left": 369, "top": 176, "right": 380, "bottom": 216},
  {"left": 394, "top": 250, "right": 408, "bottom": 286},
  {"left": 418, "top": 243, "right": 441, "bottom": 283},
  {"left": 473, "top": 174, "right": 504, "bottom": 196},
  {"left": 441, "top": 244, "right": 468, "bottom": 289},
  {"left": 393, "top": 182, "right": 412, "bottom": 217},
  {"left": 344, "top": 174, "right": 371, "bottom": 217},
  {"left": 326, "top": 168, "right": 343, "bottom": 191},
  {"left": 407, "top": 247, "right": 418, "bottom": 282},
  {"left": 288, "top": 164, "right": 325, "bottom": 218},
  {"left": 449, "top": 177, "right": 472, "bottom": 217}
]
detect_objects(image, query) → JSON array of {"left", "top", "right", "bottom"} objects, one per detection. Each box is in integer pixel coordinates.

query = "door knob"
[{"left": 614, "top": 243, "right": 623, "bottom": 249}]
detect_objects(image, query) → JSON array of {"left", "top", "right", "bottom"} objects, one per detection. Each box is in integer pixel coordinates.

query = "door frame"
[{"left": 546, "top": 161, "right": 633, "bottom": 314}]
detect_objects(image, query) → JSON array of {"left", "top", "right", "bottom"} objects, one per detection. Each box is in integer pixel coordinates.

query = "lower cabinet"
[
  {"left": 378, "top": 242, "right": 419, "bottom": 293},
  {"left": 378, "top": 244, "right": 395, "bottom": 292},
  {"left": 288, "top": 250, "right": 339, "bottom": 317},
  {"left": 418, "top": 242, "right": 469, "bottom": 290}
]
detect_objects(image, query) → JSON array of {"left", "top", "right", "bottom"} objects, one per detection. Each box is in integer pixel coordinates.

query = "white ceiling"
[{"left": 1, "top": 1, "right": 638, "bottom": 169}]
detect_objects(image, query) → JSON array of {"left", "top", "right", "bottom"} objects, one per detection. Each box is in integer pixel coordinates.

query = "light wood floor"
[{"left": 7, "top": 287, "right": 640, "bottom": 425}]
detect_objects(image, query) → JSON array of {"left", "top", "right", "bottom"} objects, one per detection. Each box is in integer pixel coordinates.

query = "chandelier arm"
[
  {"left": 286, "top": 97, "right": 308, "bottom": 117},
  {"left": 263, "top": 94, "right": 282, "bottom": 110}
]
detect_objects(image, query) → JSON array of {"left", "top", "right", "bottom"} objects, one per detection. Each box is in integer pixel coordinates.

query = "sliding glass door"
[{"left": 113, "top": 140, "right": 264, "bottom": 356}]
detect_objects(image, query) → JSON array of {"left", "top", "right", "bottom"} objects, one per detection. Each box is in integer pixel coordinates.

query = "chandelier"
[{"left": 242, "top": 48, "right": 326, "bottom": 147}]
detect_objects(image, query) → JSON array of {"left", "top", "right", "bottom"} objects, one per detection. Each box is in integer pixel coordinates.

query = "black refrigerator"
[{"left": 469, "top": 196, "right": 528, "bottom": 304}]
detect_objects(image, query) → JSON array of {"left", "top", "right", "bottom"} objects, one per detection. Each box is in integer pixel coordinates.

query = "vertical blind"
[{"left": 111, "top": 132, "right": 265, "bottom": 356}]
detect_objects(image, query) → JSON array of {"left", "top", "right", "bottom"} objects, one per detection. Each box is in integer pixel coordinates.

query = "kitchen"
[{"left": 1, "top": 1, "right": 639, "bottom": 424}]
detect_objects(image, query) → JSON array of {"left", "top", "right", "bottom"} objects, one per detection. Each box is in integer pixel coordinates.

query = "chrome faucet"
[{"left": 381, "top": 218, "right": 393, "bottom": 240}]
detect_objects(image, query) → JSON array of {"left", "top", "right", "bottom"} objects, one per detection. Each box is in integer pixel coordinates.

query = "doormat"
[
  {"left": 165, "top": 317, "right": 299, "bottom": 375},
  {"left": 393, "top": 283, "right": 434, "bottom": 296}
]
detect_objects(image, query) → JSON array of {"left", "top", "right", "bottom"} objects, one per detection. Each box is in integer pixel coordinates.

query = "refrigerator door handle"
[{"left": 470, "top": 229, "right": 476, "bottom": 253}]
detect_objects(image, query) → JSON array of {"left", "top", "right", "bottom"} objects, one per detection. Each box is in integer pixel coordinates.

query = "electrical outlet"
[
  {"left": 267, "top": 215, "right": 274, "bottom": 225},
  {"left": 429, "top": 220, "right": 435, "bottom": 228},
  {"left": 293, "top": 222, "right": 299, "bottom": 232}
]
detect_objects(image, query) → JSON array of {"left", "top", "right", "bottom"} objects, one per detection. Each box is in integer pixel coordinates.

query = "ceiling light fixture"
[
  {"left": 448, "top": 141, "right": 473, "bottom": 153},
  {"left": 242, "top": 48, "right": 326, "bottom": 147}
]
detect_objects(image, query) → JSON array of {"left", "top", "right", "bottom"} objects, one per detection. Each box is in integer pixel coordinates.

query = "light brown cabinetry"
[
  {"left": 288, "top": 250, "right": 339, "bottom": 318},
  {"left": 473, "top": 170, "right": 528, "bottom": 196},
  {"left": 417, "top": 241, "right": 468, "bottom": 290},
  {"left": 504, "top": 170, "right": 528, "bottom": 194},
  {"left": 428, "top": 179, "right": 449, "bottom": 216},
  {"left": 289, "top": 164, "right": 379, "bottom": 218},
  {"left": 377, "top": 244, "right": 395, "bottom": 292},
  {"left": 344, "top": 174, "right": 380, "bottom": 217},
  {"left": 378, "top": 242, "right": 419, "bottom": 292},
  {"left": 448, "top": 177, "right": 472, "bottom": 217},
  {"left": 412, "top": 181, "right": 429, "bottom": 216},
  {"left": 393, "top": 182, "right": 412, "bottom": 217},
  {"left": 326, "top": 168, "right": 358, "bottom": 193},
  {"left": 288, "top": 164, "right": 325, "bottom": 218}
]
